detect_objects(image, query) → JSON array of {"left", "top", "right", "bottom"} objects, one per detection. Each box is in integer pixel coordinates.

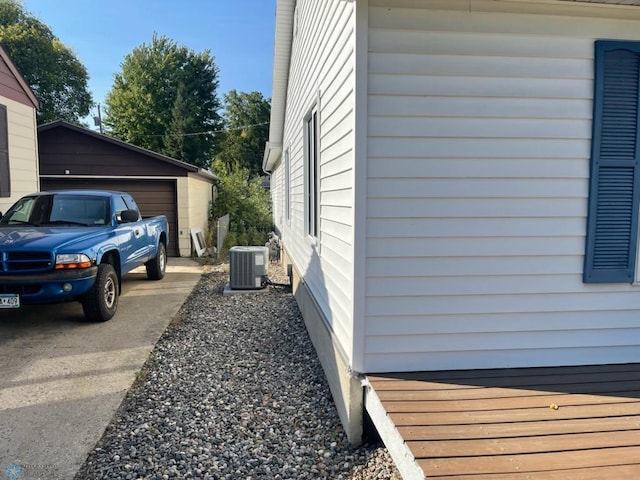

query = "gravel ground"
[{"left": 75, "top": 263, "right": 402, "bottom": 480}]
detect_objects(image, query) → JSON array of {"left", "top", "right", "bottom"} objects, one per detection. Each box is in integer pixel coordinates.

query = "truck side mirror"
[{"left": 119, "top": 209, "right": 139, "bottom": 223}]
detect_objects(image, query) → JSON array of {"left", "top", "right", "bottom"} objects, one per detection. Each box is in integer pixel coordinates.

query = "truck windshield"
[
  {"left": 0, "top": 194, "right": 111, "bottom": 226},
  {"left": 47, "top": 195, "right": 110, "bottom": 226}
]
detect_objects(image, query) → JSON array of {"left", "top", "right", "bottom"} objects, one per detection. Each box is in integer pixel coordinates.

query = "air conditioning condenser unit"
[{"left": 229, "top": 246, "right": 269, "bottom": 290}]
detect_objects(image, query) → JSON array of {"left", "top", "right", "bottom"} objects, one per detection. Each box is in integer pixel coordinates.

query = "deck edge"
[{"left": 364, "top": 378, "right": 426, "bottom": 480}]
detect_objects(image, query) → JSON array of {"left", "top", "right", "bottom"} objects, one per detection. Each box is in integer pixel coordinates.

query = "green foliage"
[
  {"left": 214, "top": 90, "right": 270, "bottom": 178},
  {"left": 104, "top": 33, "right": 221, "bottom": 168},
  {"left": 0, "top": 0, "right": 93, "bottom": 124},
  {"left": 210, "top": 91, "right": 272, "bottom": 254},
  {"left": 210, "top": 167, "right": 272, "bottom": 253},
  {"left": 163, "top": 82, "right": 200, "bottom": 162}
]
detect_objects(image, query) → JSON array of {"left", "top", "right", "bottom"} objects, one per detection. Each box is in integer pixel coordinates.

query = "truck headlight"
[{"left": 55, "top": 254, "right": 93, "bottom": 269}]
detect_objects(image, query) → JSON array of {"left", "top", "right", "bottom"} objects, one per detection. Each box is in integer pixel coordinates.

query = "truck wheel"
[
  {"left": 82, "top": 263, "right": 119, "bottom": 322},
  {"left": 145, "top": 242, "right": 166, "bottom": 280}
]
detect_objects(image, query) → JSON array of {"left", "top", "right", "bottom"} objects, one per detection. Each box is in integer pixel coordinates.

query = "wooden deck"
[{"left": 366, "top": 363, "right": 640, "bottom": 479}]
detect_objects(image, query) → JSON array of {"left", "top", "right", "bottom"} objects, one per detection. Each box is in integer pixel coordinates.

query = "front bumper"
[{"left": 0, "top": 266, "right": 98, "bottom": 304}]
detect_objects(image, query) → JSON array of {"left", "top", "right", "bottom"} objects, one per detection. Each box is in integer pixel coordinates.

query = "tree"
[
  {"left": 214, "top": 90, "right": 270, "bottom": 178},
  {"left": 163, "top": 82, "right": 198, "bottom": 161},
  {"left": 105, "top": 34, "right": 221, "bottom": 168},
  {"left": 210, "top": 167, "right": 272, "bottom": 250},
  {"left": 0, "top": 0, "right": 93, "bottom": 124}
]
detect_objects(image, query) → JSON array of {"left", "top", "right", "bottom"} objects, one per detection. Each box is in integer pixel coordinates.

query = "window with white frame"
[
  {"left": 284, "top": 148, "right": 290, "bottom": 222},
  {"left": 304, "top": 107, "right": 319, "bottom": 238}
]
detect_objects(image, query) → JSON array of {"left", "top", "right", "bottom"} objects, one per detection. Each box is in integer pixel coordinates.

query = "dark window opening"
[
  {"left": 0, "top": 105, "right": 10, "bottom": 198},
  {"left": 304, "top": 108, "right": 319, "bottom": 238}
]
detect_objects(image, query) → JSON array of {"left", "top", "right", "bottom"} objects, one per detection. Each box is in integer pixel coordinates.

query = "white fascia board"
[
  {"left": 371, "top": 0, "right": 640, "bottom": 18},
  {"left": 263, "top": 0, "right": 295, "bottom": 173}
]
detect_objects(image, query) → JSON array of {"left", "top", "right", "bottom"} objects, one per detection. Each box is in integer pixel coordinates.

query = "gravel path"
[{"left": 75, "top": 264, "right": 402, "bottom": 480}]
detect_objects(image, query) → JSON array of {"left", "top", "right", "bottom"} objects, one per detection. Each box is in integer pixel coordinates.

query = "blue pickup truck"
[{"left": 0, "top": 190, "right": 168, "bottom": 322}]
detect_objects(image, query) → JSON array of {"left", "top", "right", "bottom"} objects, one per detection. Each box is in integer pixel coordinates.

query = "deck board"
[
  {"left": 425, "top": 464, "right": 640, "bottom": 480},
  {"left": 421, "top": 447, "right": 640, "bottom": 476},
  {"left": 367, "top": 363, "right": 640, "bottom": 479},
  {"left": 379, "top": 381, "right": 640, "bottom": 400},
  {"left": 390, "top": 402, "right": 640, "bottom": 425},
  {"left": 370, "top": 370, "right": 640, "bottom": 391},
  {"left": 398, "top": 416, "right": 640, "bottom": 440},
  {"left": 409, "top": 430, "right": 640, "bottom": 457},
  {"left": 384, "top": 391, "right": 640, "bottom": 412}
]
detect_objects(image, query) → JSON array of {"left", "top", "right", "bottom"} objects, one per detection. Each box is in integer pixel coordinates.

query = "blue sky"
[{"left": 22, "top": 0, "right": 276, "bottom": 119}]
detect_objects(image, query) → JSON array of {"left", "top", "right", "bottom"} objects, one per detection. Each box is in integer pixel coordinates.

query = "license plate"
[{"left": 0, "top": 294, "right": 20, "bottom": 308}]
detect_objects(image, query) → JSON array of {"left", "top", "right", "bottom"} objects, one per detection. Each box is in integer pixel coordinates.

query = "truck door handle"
[{"left": 134, "top": 229, "right": 141, "bottom": 237}]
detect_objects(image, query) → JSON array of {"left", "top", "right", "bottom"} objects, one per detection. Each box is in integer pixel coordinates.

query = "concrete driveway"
[{"left": 0, "top": 258, "right": 204, "bottom": 480}]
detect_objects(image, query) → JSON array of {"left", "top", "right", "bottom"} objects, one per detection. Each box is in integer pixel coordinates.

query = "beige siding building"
[{"left": 0, "top": 45, "right": 39, "bottom": 214}]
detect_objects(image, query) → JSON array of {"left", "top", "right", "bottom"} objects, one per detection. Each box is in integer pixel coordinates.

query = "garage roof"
[{"left": 38, "top": 120, "right": 219, "bottom": 182}]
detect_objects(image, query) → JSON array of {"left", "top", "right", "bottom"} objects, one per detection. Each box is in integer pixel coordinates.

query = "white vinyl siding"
[
  {"left": 364, "top": 5, "right": 640, "bottom": 372},
  {"left": 272, "top": 0, "right": 356, "bottom": 360},
  {"left": 0, "top": 96, "right": 38, "bottom": 213}
]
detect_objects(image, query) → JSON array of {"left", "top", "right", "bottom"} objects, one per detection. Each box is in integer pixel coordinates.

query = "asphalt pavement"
[{"left": 0, "top": 258, "right": 204, "bottom": 480}]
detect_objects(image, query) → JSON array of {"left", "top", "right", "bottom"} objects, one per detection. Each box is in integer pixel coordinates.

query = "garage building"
[{"left": 38, "top": 120, "right": 218, "bottom": 257}]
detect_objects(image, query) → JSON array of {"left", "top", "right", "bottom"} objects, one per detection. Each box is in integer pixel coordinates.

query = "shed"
[{"left": 38, "top": 121, "right": 218, "bottom": 257}]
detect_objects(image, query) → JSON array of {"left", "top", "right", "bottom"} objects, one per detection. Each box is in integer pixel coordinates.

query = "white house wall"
[
  {"left": 0, "top": 96, "right": 38, "bottom": 213},
  {"left": 274, "top": 0, "right": 356, "bottom": 362},
  {"left": 365, "top": 3, "right": 640, "bottom": 372}
]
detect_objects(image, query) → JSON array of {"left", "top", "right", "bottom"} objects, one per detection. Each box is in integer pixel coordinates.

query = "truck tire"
[
  {"left": 145, "top": 242, "right": 166, "bottom": 280},
  {"left": 82, "top": 263, "right": 119, "bottom": 322}
]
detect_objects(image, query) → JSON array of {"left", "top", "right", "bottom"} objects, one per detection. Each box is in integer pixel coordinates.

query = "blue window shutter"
[{"left": 584, "top": 41, "right": 640, "bottom": 283}]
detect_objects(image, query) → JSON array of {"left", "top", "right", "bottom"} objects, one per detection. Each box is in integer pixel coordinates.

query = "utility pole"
[{"left": 93, "top": 104, "right": 103, "bottom": 134}]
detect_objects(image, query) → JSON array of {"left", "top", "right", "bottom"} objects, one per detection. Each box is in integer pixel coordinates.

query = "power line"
[{"left": 139, "top": 121, "right": 270, "bottom": 138}]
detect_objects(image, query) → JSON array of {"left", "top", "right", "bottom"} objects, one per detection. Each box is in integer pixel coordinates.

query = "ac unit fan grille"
[{"left": 229, "top": 246, "right": 269, "bottom": 290}]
